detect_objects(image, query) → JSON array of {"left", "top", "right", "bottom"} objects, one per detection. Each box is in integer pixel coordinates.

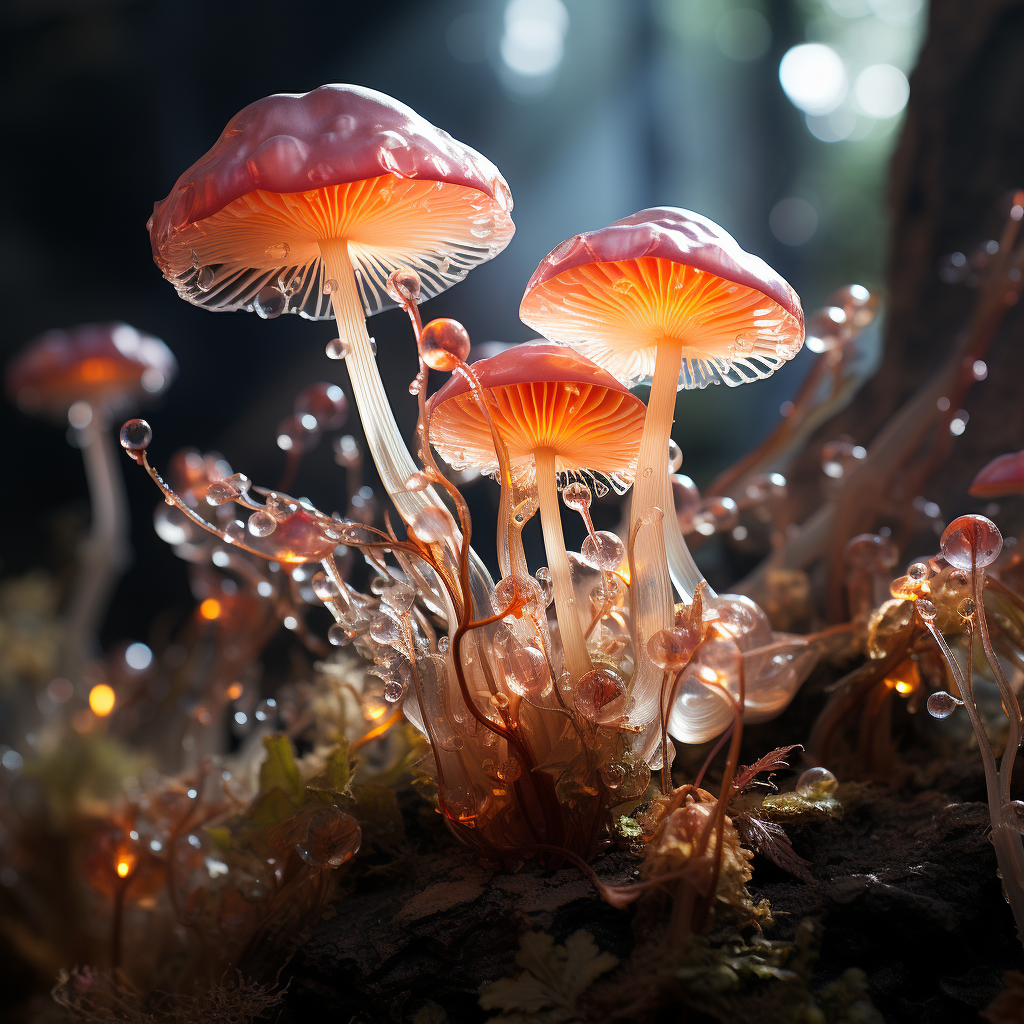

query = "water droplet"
[
  {"left": 647, "top": 627, "right": 699, "bottom": 669},
  {"left": 642, "top": 466, "right": 653, "bottom": 478},
  {"left": 119, "top": 419, "right": 152, "bottom": 452},
  {"left": 534, "top": 567, "right": 553, "bottom": 606},
  {"left": 248, "top": 510, "right": 277, "bottom": 537},
  {"left": 502, "top": 645, "right": 549, "bottom": 697},
  {"left": 323, "top": 279, "right": 339, "bottom": 295},
  {"left": 640, "top": 506, "right": 664, "bottom": 527},
  {"left": 562, "top": 482, "right": 592, "bottom": 513},
  {"left": 496, "top": 758, "right": 521, "bottom": 783},
  {"left": 668, "top": 439, "right": 683, "bottom": 473},
  {"left": 796, "top": 766, "right": 837, "bottom": 796},
  {"left": 382, "top": 581, "right": 416, "bottom": 616},
  {"left": 908, "top": 562, "right": 930, "bottom": 581},
  {"left": 312, "top": 572, "right": 340, "bottom": 601},
  {"left": 1002, "top": 799, "right": 1024, "bottom": 833},
  {"left": 438, "top": 636, "right": 450, "bottom": 655},
  {"left": 406, "top": 472, "right": 430, "bottom": 492},
  {"left": 734, "top": 332, "right": 754, "bottom": 352},
  {"left": 926, "top": 691, "right": 960, "bottom": 719},
  {"left": 419, "top": 318, "right": 470, "bottom": 371},
  {"left": 958, "top": 597, "right": 977, "bottom": 619},
  {"left": 580, "top": 531, "right": 624, "bottom": 572},
  {"left": 224, "top": 521, "right": 245, "bottom": 544},
  {"left": 916, "top": 599, "right": 937, "bottom": 621},
  {"left": 386, "top": 268, "right": 422, "bottom": 305},
  {"left": 940, "top": 515, "right": 1002, "bottom": 570},
  {"left": 411, "top": 507, "right": 453, "bottom": 543},
  {"left": 600, "top": 763, "right": 626, "bottom": 789},
  {"left": 574, "top": 668, "right": 628, "bottom": 723},
  {"left": 196, "top": 266, "right": 216, "bottom": 292},
  {"left": 328, "top": 623, "right": 350, "bottom": 646},
  {"left": 295, "top": 382, "right": 348, "bottom": 431},
  {"left": 265, "top": 242, "right": 291, "bottom": 260},
  {"left": 326, "top": 337, "right": 350, "bottom": 360},
  {"left": 255, "top": 285, "right": 286, "bottom": 319}
]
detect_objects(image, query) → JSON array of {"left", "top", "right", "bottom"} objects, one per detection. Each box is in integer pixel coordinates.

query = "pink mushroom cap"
[{"left": 969, "top": 450, "right": 1024, "bottom": 498}]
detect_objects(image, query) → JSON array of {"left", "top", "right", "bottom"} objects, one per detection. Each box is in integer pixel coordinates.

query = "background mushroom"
[
  {"left": 148, "top": 84, "right": 514, "bottom": 586},
  {"left": 969, "top": 449, "right": 1024, "bottom": 498},
  {"left": 427, "top": 342, "right": 645, "bottom": 683},
  {"left": 5, "top": 323, "right": 176, "bottom": 678}
]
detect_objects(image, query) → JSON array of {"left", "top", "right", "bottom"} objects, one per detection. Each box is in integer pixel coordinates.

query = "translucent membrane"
[{"left": 159, "top": 176, "right": 512, "bottom": 319}]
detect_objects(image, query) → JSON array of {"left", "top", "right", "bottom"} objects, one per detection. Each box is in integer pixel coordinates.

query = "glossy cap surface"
[
  {"left": 150, "top": 84, "right": 514, "bottom": 320},
  {"left": 969, "top": 450, "right": 1024, "bottom": 498},
  {"left": 6, "top": 322, "right": 177, "bottom": 416},
  {"left": 428, "top": 342, "right": 646, "bottom": 491},
  {"left": 520, "top": 207, "right": 803, "bottom": 389}
]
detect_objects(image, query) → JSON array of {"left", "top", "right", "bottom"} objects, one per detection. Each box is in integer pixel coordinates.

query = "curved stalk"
[
  {"left": 663, "top": 471, "right": 715, "bottom": 602},
  {"left": 318, "top": 240, "right": 495, "bottom": 609},
  {"left": 62, "top": 415, "right": 130, "bottom": 679},
  {"left": 535, "top": 448, "right": 592, "bottom": 682}
]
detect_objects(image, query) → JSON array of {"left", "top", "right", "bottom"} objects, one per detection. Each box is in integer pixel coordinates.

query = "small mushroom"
[
  {"left": 969, "top": 449, "right": 1024, "bottom": 498},
  {"left": 428, "top": 342, "right": 645, "bottom": 681},
  {"left": 149, "top": 85, "right": 514, "bottom": 543},
  {"left": 6, "top": 323, "right": 176, "bottom": 677},
  {"left": 520, "top": 209, "right": 802, "bottom": 727}
]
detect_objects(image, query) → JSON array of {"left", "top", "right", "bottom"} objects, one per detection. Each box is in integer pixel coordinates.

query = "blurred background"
[{"left": 0, "top": 0, "right": 925, "bottom": 646}]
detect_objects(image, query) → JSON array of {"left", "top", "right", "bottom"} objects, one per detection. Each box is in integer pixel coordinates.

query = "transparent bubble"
[
  {"left": 796, "top": 766, "right": 837, "bottom": 796},
  {"left": 327, "top": 623, "right": 350, "bottom": 646},
  {"left": 411, "top": 507, "right": 454, "bottom": 543},
  {"left": 534, "top": 567, "right": 553, "bottom": 606},
  {"left": 206, "top": 479, "right": 241, "bottom": 506},
  {"left": 383, "top": 679, "right": 405, "bottom": 702},
  {"left": 119, "top": 419, "right": 152, "bottom": 452},
  {"left": 382, "top": 581, "right": 416, "bottom": 616},
  {"left": 940, "top": 515, "right": 1002, "bottom": 570},
  {"left": 647, "top": 628, "right": 699, "bottom": 669},
  {"left": 821, "top": 439, "right": 867, "bottom": 480},
  {"left": 419, "top": 318, "right": 471, "bottom": 371},
  {"left": 311, "top": 572, "right": 340, "bottom": 601},
  {"left": 248, "top": 510, "right": 277, "bottom": 537},
  {"left": 580, "top": 531, "right": 625, "bottom": 572},
  {"left": 496, "top": 758, "right": 521, "bottom": 783},
  {"left": 600, "top": 762, "right": 626, "bottom": 790},
  {"left": 958, "top": 597, "right": 976, "bottom": 619},
  {"left": 406, "top": 472, "right": 430, "bottom": 492},
  {"left": 916, "top": 599, "right": 937, "bottom": 622},
  {"left": 493, "top": 573, "right": 545, "bottom": 618},
  {"left": 196, "top": 266, "right": 216, "bottom": 292},
  {"left": 386, "top": 268, "right": 422, "bottom": 305},
  {"left": 503, "top": 645, "right": 549, "bottom": 697},
  {"left": 326, "top": 337, "right": 350, "bottom": 360},
  {"left": 908, "top": 561, "right": 930, "bottom": 581},
  {"left": 254, "top": 285, "right": 286, "bottom": 319},
  {"left": 265, "top": 242, "right": 291, "bottom": 260},
  {"left": 1002, "top": 799, "right": 1024, "bottom": 834},
  {"left": 590, "top": 575, "right": 625, "bottom": 611},
  {"left": 562, "top": 482, "right": 592, "bottom": 513},
  {"left": 574, "top": 668, "right": 629, "bottom": 723},
  {"left": 640, "top": 506, "right": 664, "bottom": 527},
  {"left": 668, "top": 438, "right": 683, "bottom": 473},
  {"left": 926, "top": 691, "right": 960, "bottom": 719},
  {"left": 437, "top": 635, "right": 450, "bottom": 654},
  {"left": 844, "top": 533, "right": 899, "bottom": 573}
]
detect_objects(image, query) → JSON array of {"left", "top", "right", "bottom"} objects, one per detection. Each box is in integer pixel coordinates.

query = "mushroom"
[
  {"left": 520, "top": 209, "right": 802, "bottom": 725},
  {"left": 427, "top": 342, "right": 646, "bottom": 682},
  {"left": 6, "top": 323, "right": 176, "bottom": 676},
  {"left": 148, "top": 84, "right": 514, "bottom": 551},
  {"left": 969, "top": 449, "right": 1024, "bottom": 498}
]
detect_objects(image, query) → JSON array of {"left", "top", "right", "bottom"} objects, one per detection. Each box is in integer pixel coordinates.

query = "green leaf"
[
  {"left": 258, "top": 734, "right": 303, "bottom": 805},
  {"left": 480, "top": 930, "right": 618, "bottom": 1023},
  {"left": 761, "top": 783, "right": 843, "bottom": 822},
  {"left": 305, "top": 739, "right": 354, "bottom": 798}
]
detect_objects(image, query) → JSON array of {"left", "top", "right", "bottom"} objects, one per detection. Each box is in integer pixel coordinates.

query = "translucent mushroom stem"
[
  {"left": 319, "top": 240, "right": 494, "bottom": 607},
  {"left": 663, "top": 472, "right": 715, "bottom": 602},
  {"left": 62, "top": 414, "right": 130, "bottom": 677},
  {"left": 535, "top": 447, "right": 593, "bottom": 682}
]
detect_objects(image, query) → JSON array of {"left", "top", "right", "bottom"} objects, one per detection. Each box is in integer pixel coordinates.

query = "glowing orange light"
[
  {"left": 116, "top": 859, "right": 131, "bottom": 878},
  {"left": 885, "top": 657, "right": 921, "bottom": 697},
  {"left": 88, "top": 683, "right": 116, "bottom": 716},
  {"left": 226, "top": 682, "right": 243, "bottom": 700},
  {"left": 199, "top": 598, "right": 222, "bottom": 620},
  {"left": 79, "top": 357, "right": 113, "bottom": 382},
  {"left": 366, "top": 703, "right": 387, "bottom": 721}
]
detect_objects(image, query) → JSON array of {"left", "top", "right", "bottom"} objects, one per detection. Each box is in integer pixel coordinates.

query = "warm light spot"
[
  {"left": 116, "top": 859, "right": 131, "bottom": 878},
  {"left": 226, "top": 682, "right": 243, "bottom": 700},
  {"left": 885, "top": 657, "right": 921, "bottom": 697},
  {"left": 79, "top": 358, "right": 113, "bottom": 383},
  {"left": 366, "top": 704, "right": 387, "bottom": 721},
  {"left": 199, "top": 598, "right": 222, "bottom": 620},
  {"left": 89, "top": 684, "right": 116, "bottom": 716}
]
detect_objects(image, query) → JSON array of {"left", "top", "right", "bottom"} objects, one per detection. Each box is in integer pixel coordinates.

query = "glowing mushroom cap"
[
  {"left": 969, "top": 450, "right": 1024, "bottom": 498},
  {"left": 149, "top": 84, "right": 514, "bottom": 319},
  {"left": 6, "top": 322, "right": 177, "bottom": 417},
  {"left": 519, "top": 207, "right": 804, "bottom": 389},
  {"left": 427, "top": 342, "right": 646, "bottom": 493}
]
